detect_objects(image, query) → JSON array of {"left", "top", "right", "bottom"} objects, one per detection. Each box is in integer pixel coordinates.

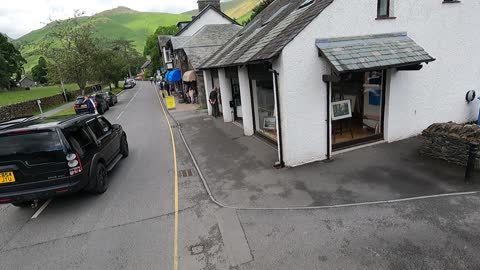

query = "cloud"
[{"left": 0, "top": 0, "right": 200, "bottom": 39}]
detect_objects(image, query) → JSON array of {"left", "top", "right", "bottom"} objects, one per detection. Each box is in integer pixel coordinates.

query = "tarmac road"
[{"left": 1, "top": 81, "right": 480, "bottom": 269}]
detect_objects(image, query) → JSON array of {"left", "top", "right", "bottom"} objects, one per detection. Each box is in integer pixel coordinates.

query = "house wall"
[
  {"left": 179, "top": 9, "right": 233, "bottom": 36},
  {"left": 278, "top": 0, "right": 480, "bottom": 166}
]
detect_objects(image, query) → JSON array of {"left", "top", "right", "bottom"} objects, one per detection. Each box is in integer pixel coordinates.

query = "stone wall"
[
  {"left": 0, "top": 87, "right": 94, "bottom": 122},
  {"left": 420, "top": 122, "right": 480, "bottom": 167}
]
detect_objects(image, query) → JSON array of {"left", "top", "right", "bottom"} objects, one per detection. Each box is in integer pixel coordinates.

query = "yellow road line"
[{"left": 154, "top": 86, "right": 179, "bottom": 270}]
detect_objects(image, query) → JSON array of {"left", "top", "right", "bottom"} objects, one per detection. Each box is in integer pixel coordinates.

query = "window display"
[{"left": 253, "top": 79, "right": 277, "bottom": 142}]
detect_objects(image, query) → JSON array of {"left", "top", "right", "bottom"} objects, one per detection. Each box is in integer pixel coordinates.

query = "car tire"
[
  {"left": 12, "top": 201, "right": 32, "bottom": 208},
  {"left": 88, "top": 163, "right": 108, "bottom": 195},
  {"left": 121, "top": 135, "right": 129, "bottom": 158}
]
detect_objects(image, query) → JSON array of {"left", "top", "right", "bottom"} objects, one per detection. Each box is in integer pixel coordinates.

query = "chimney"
[{"left": 197, "top": 0, "right": 221, "bottom": 12}]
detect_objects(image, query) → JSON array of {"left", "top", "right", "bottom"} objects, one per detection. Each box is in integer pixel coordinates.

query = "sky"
[{"left": 0, "top": 0, "right": 202, "bottom": 39}]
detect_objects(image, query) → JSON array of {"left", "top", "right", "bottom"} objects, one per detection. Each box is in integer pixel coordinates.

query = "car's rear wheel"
[
  {"left": 12, "top": 201, "right": 32, "bottom": 208},
  {"left": 88, "top": 163, "right": 108, "bottom": 195},
  {"left": 121, "top": 135, "right": 129, "bottom": 158}
]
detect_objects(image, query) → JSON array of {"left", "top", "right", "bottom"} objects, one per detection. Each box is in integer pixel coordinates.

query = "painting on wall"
[{"left": 331, "top": 100, "right": 352, "bottom": 121}]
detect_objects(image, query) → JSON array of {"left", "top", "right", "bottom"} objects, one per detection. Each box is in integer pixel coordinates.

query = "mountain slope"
[
  {"left": 183, "top": 0, "right": 260, "bottom": 19},
  {"left": 14, "top": 7, "right": 190, "bottom": 72}
]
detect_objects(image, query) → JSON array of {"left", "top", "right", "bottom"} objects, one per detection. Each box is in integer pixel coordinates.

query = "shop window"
[
  {"left": 331, "top": 71, "right": 385, "bottom": 150},
  {"left": 253, "top": 79, "right": 277, "bottom": 142}
]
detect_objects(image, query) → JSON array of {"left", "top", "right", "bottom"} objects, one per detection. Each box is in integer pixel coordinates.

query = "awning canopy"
[
  {"left": 182, "top": 70, "right": 197, "bottom": 82},
  {"left": 316, "top": 32, "right": 435, "bottom": 73},
  {"left": 166, "top": 69, "right": 182, "bottom": 82}
]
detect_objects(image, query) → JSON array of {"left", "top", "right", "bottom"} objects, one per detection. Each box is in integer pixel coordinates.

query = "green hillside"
[
  {"left": 183, "top": 0, "right": 260, "bottom": 20},
  {"left": 14, "top": 7, "right": 190, "bottom": 72}
]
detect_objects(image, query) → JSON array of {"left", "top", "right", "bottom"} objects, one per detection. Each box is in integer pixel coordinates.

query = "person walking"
[
  {"left": 84, "top": 95, "right": 96, "bottom": 114},
  {"left": 209, "top": 87, "right": 220, "bottom": 118},
  {"left": 188, "top": 87, "right": 195, "bottom": 104}
]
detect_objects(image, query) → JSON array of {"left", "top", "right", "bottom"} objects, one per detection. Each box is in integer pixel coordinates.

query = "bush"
[{"left": 61, "top": 91, "right": 77, "bottom": 102}]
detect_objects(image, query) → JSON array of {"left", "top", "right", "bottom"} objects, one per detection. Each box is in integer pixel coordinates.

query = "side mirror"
[{"left": 112, "top": 124, "right": 121, "bottom": 130}]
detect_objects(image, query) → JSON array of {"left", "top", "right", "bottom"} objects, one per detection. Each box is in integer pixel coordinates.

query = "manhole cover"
[{"left": 191, "top": 245, "right": 204, "bottom": 255}]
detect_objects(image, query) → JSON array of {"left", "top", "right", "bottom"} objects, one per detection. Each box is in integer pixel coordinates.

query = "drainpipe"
[
  {"left": 323, "top": 74, "right": 334, "bottom": 160},
  {"left": 272, "top": 69, "right": 285, "bottom": 168}
]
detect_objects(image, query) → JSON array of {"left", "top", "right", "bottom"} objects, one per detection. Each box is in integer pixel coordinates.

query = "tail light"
[
  {"left": 74, "top": 104, "right": 80, "bottom": 109},
  {"left": 66, "top": 153, "right": 83, "bottom": 176},
  {"left": 95, "top": 101, "right": 99, "bottom": 107}
]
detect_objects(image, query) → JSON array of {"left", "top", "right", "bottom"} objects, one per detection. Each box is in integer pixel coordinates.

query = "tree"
[
  {"left": 242, "top": 0, "right": 274, "bottom": 26},
  {"left": 0, "top": 34, "right": 26, "bottom": 89},
  {"left": 143, "top": 25, "right": 178, "bottom": 75},
  {"left": 31, "top": 57, "right": 48, "bottom": 84},
  {"left": 43, "top": 12, "right": 99, "bottom": 93}
]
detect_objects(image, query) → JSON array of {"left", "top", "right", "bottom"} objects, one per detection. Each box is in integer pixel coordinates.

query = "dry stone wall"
[
  {"left": 0, "top": 87, "right": 94, "bottom": 122},
  {"left": 420, "top": 122, "right": 480, "bottom": 167}
]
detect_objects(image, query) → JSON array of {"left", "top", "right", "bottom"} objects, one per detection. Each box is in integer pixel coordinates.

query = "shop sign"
[{"left": 166, "top": 96, "right": 176, "bottom": 110}]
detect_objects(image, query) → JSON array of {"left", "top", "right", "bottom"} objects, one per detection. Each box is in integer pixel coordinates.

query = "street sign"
[{"left": 166, "top": 96, "right": 176, "bottom": 110}]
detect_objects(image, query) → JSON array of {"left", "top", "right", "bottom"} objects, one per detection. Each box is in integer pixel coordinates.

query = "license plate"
[
  {"left": 81, "top": 105, "right": 87, "bottom": 108},
  {"left": 0, "top": 171, "right": 15, "bottom": 184}
]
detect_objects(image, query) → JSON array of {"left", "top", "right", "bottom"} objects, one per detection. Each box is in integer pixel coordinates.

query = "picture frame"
[
  {"left": 331, "top": 100, "right": 352, "bottom": 121},
  {"left": 263, "top": 117, "right": 277, "bottom": 130}
]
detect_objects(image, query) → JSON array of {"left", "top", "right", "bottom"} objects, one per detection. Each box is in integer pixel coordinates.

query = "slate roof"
[
  {"left": 175, "top": 4, "right": 238, "bottom": 37},
  {"left": 170, "top": 36, "right": 191, "bottom": 50},
  {"left": 178, "top": 24, "right": 243, "bottom": 69},
  {"left": 141, "top": 60, "right": 151, "bottom": 69},
  {"left": 201, "top": 0, "right": 334, "bottom": 69},
  {"left": 316, "top": 32, "right": 436, "bottom": 73},
  {"left": 157, "top": 35, "right": 172, "bottom": 47}
]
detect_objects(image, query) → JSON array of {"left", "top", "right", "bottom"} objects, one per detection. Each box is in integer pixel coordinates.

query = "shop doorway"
[
  {"left": 331, "top": 70, "right": 385, "bottom": 150},
  {"left": 231, "top": 77, "right": 242, "bottom": 123}
]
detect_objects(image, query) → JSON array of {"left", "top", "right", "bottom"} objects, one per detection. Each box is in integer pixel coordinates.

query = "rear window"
[
  {"left": 75, "top": 97, "right": 85, "bottom": 104},
  {"left": 0, "top": 131, "right": 64, "bottom": 164}
]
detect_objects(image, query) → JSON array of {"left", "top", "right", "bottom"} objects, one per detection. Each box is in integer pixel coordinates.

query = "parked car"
[
  {"left": 98, "top": 91, "right": 118, "bottom": 106},
  {"left": 74, "top": 95, "right": 109, "bottom": 115},
  {"left": 123, "top": 81, "right": 135, "bottom": 89},
  {"left": 0, "top": 114, "right": 129, "bottom": 207}
]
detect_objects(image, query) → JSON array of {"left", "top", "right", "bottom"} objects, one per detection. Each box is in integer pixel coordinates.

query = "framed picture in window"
[
  {"left": 263, "top": 117, "right": 277, "bottom": 130},
  {"left": 331, "top": 100, "right": 352, "bottom": 121}
]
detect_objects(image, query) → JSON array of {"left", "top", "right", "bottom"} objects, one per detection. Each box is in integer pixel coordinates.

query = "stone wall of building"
[{"left": 420, "top": 122, "right": 480, "bottom": 167}]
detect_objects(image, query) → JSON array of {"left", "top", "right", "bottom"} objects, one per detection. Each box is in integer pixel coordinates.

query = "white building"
[{"left": 201, "top": 0, "right": 480, "bottom": 167}]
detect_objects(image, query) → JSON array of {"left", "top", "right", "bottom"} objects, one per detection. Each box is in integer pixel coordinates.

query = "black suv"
[{"left": 0, "top": 114, "right": 129, "bottom": 207}]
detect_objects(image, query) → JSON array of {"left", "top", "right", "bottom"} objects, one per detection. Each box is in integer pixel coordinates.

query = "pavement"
[
  {"left": 1, "top": 81, "right": 480, "bottom": 269},
  {"left": 174, "top": 110, "right": 480, "bottom": 208}
]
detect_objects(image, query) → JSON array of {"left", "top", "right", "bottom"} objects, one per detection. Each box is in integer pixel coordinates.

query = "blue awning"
[{"left": 166, "top": 69, "right": 182, "bottom": 82}]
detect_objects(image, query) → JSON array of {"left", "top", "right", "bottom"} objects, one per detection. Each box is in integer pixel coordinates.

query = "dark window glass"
[
  {"left": 378, "top": 0, "right": 389, "bottom": 17},
  {"left": 87, "top": 120, "right": 106, "bottom": 139},
  {"left": 97, "top": 117, "right": 111, "bottom": 133},
  {"left": 64, "top": 126, "right": 92, "bottom": 154},
  {"left": 0, "top": 131, "right": 64, "bottom": 164}
]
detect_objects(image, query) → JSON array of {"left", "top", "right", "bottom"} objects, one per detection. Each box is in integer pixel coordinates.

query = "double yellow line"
[{"left": 154, "top": 87, "right": 179, "bottom": 270}]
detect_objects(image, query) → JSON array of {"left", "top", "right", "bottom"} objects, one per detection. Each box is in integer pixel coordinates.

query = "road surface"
[{"left": 1, "top": 81, "right": 479, "bottom": 270}]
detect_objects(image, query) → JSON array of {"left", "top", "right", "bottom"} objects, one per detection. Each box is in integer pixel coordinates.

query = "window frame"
[{"left": 377, "top": 0, "right": 390, "bottom": 18}]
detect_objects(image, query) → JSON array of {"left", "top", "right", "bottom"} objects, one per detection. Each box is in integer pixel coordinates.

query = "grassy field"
[
  {"left": 0, "top": 84, "right": 79, "bottom": 106},
  {"left": 51, "top": 107, "right": 76, "bottom": 117}
]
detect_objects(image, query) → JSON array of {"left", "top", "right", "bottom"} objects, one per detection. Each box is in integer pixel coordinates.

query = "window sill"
[
  {"left": 443, "top": 0, "right": 461, "bottom": 3},
  {"left": 375, "top": 16, "right": 397, "bottom": 20}
]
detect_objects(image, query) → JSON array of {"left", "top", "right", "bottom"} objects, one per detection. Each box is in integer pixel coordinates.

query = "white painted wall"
[
  {"left": 218, "top": 68, "right": 234, "bottom": 122},
  {"left": 203, "top": 70, "right": 213, "bottom": 115},
  {"left": 238, "top": 66, "right": 254, "bottom": 136},
  {"left": 278, "top": 0, "right": 480, "bottom": 166},
  {"left": 178, "top": 9, "right": 234, "bottom": 37}
]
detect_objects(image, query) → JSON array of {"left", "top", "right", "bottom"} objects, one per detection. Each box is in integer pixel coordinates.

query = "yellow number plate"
[{"left": 0, "top": 172, "right": 15, "bottom": 184}]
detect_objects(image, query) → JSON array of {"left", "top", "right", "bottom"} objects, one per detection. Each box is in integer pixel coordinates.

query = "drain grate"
[{"left": 178, "top": 168, "right": 194, "bottom": 178}]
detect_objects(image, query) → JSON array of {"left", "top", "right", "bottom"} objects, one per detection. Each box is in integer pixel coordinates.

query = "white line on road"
[
  {"left": 125, "top": 88, "right": 141, "bottom": 109},
  {"left": 116, "top": 111, "right": 125, "bottom": 120},
  {"left": 31, "top": 198, "right": 52, "bottom": 219}
]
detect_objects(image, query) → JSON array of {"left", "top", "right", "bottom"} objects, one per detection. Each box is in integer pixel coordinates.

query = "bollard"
[{"left": 465, "top": 143, "right": 478, "bottom": 183}]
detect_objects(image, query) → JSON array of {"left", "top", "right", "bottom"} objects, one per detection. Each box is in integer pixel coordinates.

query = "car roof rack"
[{"left": 0, "top": 115, "right": 40, "bottom": 130}]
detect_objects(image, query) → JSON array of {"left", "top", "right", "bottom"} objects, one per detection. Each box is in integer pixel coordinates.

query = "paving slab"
[{"left": 174, "top": 110, "right": 480, "bottom": 208}]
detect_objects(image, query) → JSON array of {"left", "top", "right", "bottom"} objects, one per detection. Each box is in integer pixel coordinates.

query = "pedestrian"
[
  {"left": 84, "top": 95, "right": 96, "bottom": 114},
  {"left": 189, "top": 87, "right": 195, "bottom": 104},
  {"left": 150, "top": 77, "right": 153, "bottom": 84},
  {"left": 209, "top": 87, "right": 220, "bottom": 118}
]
